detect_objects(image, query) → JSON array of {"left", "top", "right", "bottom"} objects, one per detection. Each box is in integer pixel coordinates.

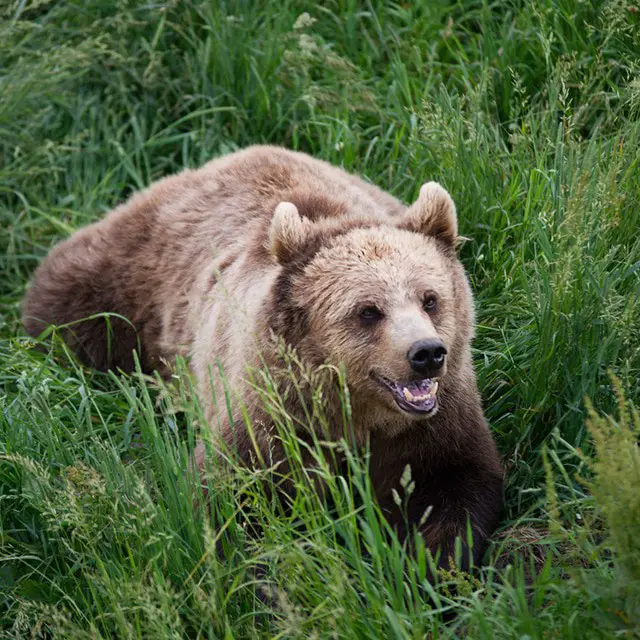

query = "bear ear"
[
  {"left": 269, "top": 201, "right": 312, "bottom": 264},
  {"left": 399, "top": 182, "right": 458, "bottom": 246}
]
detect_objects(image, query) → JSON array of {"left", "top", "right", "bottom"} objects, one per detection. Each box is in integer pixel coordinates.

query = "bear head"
[{"left": 267, "top": 182, "right": 475, "bottom": 436}]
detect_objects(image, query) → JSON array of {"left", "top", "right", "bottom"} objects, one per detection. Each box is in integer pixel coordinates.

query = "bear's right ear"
[{"left": 269, "top": 202, "right": 312, "bottom": 265}]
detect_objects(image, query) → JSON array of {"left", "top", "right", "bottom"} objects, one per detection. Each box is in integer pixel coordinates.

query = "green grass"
[{"left": 1, "top": 0, "right": 640, "bottom": 637}]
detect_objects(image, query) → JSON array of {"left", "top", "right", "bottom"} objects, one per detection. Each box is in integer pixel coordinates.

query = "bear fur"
[{"left": 22, "top": 145, "right": 503, "bottom": 569}]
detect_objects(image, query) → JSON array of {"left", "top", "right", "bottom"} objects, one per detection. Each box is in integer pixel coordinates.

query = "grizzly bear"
[{"left": 22, "top": 145, "right": 503, "bottom": 570}]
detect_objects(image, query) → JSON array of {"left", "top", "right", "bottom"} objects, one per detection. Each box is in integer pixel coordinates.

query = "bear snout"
[{"left": 407, "top": 339, "right": 447, "bottom": 376}]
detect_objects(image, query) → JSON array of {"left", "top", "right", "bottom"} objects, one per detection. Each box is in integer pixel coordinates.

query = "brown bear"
[{"left": 22, "top": 145, "right": 503, "bottom": 570}]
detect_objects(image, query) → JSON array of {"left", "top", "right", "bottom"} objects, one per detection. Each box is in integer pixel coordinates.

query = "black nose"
[{"left": 407, "top": 339, "right": 447, "bottom": 375}]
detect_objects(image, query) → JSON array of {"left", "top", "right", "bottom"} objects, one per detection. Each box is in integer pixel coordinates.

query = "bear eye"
[
  {"left": 423, "top": 294, "right": 438, "bottom": 313},
  {"left": 359, "top": 305, "right": 384, "bottom": 324}
]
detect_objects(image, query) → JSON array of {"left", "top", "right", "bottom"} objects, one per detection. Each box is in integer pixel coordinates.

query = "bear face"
[{"left": 268, "top": 183, "right": 472, "bottom": 436}]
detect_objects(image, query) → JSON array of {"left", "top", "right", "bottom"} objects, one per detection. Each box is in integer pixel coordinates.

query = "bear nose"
[{"left": 407, "top": 339, "right": 447, "bottom": 375}]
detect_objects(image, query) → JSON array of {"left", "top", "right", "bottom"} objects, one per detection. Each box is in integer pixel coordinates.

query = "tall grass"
[{"left": 1, "top": 0, "right": 639, "bottom": 637}]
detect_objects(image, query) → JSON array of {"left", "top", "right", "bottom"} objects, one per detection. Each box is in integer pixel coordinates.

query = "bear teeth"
[{"left": 403, "top": 387, "right": 434, "bottom": 403}]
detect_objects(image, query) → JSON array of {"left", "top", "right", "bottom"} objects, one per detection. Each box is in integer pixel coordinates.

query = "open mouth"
[{"left": 370, "top": 371, "right": 439, "bottom": 416}]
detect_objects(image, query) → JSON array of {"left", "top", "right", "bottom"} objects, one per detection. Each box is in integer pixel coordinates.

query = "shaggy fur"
[{"left": 22, "top": 145, "right": 503, "bottom": 569}]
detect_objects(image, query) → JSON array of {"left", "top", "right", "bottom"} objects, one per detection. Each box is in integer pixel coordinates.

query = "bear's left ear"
[
  {"left": 269, "top": 201, "right": 312, "bottom": 265},
  {"left": 399, "top": 182, "right": 458, "bottom": 246}
]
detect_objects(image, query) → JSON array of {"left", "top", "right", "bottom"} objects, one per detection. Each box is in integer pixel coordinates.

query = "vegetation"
[{"left": 1, "top": 0, "right": 639, "bottom": 637}]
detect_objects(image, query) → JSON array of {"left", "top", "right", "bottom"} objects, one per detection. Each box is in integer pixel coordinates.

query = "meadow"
[{"left": 1, "top": 0, "right": 640, "bottom": 637}]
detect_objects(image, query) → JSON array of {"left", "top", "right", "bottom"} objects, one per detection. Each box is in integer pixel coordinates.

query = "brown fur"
[{"left": 22, "top": 145, "right": 503, "bottom": 569}]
